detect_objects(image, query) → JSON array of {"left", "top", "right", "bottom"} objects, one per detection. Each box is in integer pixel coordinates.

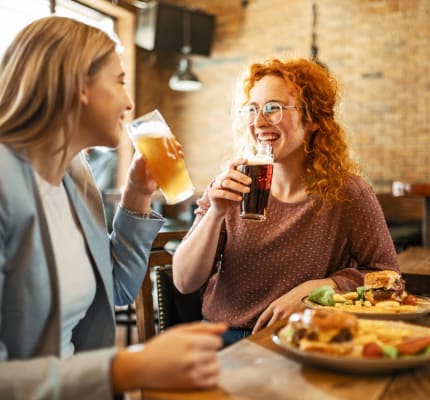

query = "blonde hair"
[
  {"left": 0, "top": 16, "right": 118, "bottom": 163},
  {"left": 233, "top": 57, "right": 360, "bottom": 207}
]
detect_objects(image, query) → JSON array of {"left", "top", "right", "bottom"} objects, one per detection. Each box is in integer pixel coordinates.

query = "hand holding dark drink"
[{"left": 239, "top": 143, "right": 273, "bottom": 221}]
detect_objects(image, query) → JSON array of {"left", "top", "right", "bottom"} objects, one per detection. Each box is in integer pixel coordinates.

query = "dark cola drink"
[{"left": 239, "top": 162, "right": 273, "bottom": 220}]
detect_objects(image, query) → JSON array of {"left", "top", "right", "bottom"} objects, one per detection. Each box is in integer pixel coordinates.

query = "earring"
[{"left": 304, "top": 140, "right": 313, "bottom": 154}]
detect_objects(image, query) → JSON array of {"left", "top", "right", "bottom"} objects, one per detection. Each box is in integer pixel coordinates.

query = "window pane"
[
  {"left": 0, "top": 0, "right": 49, "bottom": 57},
  {"left": 56, "top": 0, "right": 114, "bottom": 35},
  {"left": 0, "top": 0, "right": 115, "bottom": 60}
]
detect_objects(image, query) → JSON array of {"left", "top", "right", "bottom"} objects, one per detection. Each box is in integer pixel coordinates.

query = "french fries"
[
  {"left": 351, "top": 319, "right": 430, "bottom": 358},
  {"left": 279, "top": 310, "right": 430, "bottom": 359},
  {"left": 322, "top": 291, "right": 420, "bottom": 314},
  {"left": 331, "top": 299, "right": 418, "bottom": 313},
  {"left": 306, "top": 280, "right": 430, "bottom": 314}
]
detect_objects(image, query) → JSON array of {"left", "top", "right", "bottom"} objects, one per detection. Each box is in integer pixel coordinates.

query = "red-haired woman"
[{"left": 173, "top": 58, "right": 399, "bottom": 346}]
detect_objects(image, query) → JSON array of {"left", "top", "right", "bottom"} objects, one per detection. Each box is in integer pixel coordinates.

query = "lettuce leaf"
[
  {"left": 356, "top": 286, "right": 368, "bottom": 301},
  {"left": 308, "top": 286, "right": 335, "bottom": 306}
]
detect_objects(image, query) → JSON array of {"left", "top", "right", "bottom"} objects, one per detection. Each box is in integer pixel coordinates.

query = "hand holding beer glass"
[
  {"left": 238, "top": 142, "right": 273, "bottom": 220},
  {"left": 127, "top": 110, "right": 194, "bottom": 204}
]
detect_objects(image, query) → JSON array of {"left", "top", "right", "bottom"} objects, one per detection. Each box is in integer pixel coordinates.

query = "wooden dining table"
[{"left": 141, "top": 315, "right": 430, "bottom": 400}]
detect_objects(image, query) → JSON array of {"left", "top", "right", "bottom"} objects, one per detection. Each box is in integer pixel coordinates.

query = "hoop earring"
[{"left": 304, "top": 141, "right": 313, "bottom": 154}]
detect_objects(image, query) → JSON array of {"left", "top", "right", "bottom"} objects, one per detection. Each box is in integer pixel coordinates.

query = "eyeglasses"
[{"left": 239, "top": 101, "right": 297, "bottom": 126}]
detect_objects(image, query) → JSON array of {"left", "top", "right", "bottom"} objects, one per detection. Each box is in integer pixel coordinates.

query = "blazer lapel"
[
  {"left": 62, "top": 156, "right": 114, "bottom": 307},
  {"left": 33, "top": 177, "right": 61, "bottom": 356}
]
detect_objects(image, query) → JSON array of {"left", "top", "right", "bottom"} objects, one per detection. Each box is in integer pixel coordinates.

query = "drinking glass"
[
  {"left": 238, "top": 143, "right": 274, "bottom": 220},
  {"left": 127, "top": 109, "right": 194, "bottom": 204}
]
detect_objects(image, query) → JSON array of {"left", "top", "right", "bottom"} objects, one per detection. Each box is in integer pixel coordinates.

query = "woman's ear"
[{"left": 81, "top": 83, "right": 90, "bottom": 105}]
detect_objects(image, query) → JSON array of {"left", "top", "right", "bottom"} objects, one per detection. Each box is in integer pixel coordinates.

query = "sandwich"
[
  {"left": 363, "top": 270, "right": 406, "bottom": 304},
  {"left": 281, "top": 309, "right": 358, "bottom": 355},
  {"left": 280, "top": 309, "right": 430, "bottom": 358}
]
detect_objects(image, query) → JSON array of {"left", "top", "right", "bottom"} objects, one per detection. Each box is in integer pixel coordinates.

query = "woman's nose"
[
  {"left": 254, "top": 109, "right": 269, "bottom": 127},
  {"left": 125, "top": 92, "right": 134, "bottom": 112}
]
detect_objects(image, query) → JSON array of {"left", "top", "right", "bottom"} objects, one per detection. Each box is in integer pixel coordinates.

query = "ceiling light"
[
  {"left": 168, "top": 10, "right": 202, "bottom": 92},
  {"left": 169, "top": 46, "right": 202, "bottom": 91}
]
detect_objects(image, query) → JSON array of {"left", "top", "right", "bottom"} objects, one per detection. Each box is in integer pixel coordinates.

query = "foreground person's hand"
[{"left": 111, "top": 322, "right": 227, "bottom": 393}]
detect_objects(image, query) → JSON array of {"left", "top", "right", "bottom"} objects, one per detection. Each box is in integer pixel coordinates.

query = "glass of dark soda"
[{"left": 238, "top": 143, "right": 273, "bottom": 221}]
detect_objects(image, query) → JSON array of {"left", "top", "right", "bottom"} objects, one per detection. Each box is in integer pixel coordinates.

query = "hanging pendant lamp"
[
  {"left": 169, "top": 45, "right": 202, "bottom": 91},
  {"left": 168, "top": 10, "right": 202, "bottom": 91},
  {"left": 310, "top": 2, "right": 327, "bottom": 69}
]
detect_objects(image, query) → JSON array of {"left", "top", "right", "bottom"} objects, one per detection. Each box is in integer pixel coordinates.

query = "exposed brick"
[{"left": 135, "top": 0, "right": 430, "bottom": 195}]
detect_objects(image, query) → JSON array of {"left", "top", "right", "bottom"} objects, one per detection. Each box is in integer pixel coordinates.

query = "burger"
[
  {"left": 281, "top": 309, "right": 358, "bottom": 355},
  {"left": 363, "top": 270, "right": 406, "bottom": 304}
]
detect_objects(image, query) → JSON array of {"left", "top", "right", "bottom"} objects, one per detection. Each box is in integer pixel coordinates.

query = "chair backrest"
[{"left": 135, "top": 230, "right": 202, "bottom": 341}]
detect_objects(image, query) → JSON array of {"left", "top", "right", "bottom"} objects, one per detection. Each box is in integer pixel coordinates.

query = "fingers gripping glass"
[{"left": 239, "top": 101, "right": 297, "bottom": 126}]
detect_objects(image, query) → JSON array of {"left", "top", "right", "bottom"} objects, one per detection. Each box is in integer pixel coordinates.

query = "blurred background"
[{"left": 1, "top": 0, "right": 429, "bottom": 235}]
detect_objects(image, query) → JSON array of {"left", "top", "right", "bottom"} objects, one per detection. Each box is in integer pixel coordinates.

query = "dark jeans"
[{"left": 222, "top": 327, "right": 252, "bottom": 347}]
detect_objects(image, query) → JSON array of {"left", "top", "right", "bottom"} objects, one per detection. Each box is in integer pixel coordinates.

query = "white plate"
[
  {"left": 272, "top": 331, "right": 430, "bottom": 374},
  {"left": 302, "top": 296, "right": 430, "bottom": 321}
]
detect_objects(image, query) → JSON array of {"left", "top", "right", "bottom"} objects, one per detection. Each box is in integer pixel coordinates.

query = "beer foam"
[
  {"left": 241, "top": 144, "right": 273, "bottom": 165},
  {"left": 243, "top": 150, "right": 273, "bottom": 165},
  {"left": 246, "top": 155, "right": 273, "bottom": 165},
  {"left": 131, "top": 120, "right": 171, "bottom": 138}
]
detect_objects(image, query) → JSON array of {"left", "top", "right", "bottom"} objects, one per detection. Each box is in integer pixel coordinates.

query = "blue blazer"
[{"left": 0, "top": 145, "right": 164, "bottom": 399}]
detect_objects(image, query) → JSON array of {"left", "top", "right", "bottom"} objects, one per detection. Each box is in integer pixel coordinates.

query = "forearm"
[
  {"left": 173, "top": 207, "right": 225, "bottom": 293},
  {"left": 120, "top": 186, "right": 152, "bottom": 214},
  {"left": 0, "top": 348, "right": 115, "bottom": 400},
  {"left": 111, "top": 208, "right": 163, "bottom": 305}
]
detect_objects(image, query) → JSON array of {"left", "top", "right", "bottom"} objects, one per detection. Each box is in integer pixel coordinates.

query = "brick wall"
[{"left": 135, "top": 0, "right": 430, "bottom": 195}]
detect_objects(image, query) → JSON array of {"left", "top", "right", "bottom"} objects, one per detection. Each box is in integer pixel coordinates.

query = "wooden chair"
[
  {"left": 392, "top": 182, "right": 430, "bottom": 294},
  {"left": 376, "top": 192, "right": 422, "bottom": 252},
  {"left": 135, "top": 230, "right": 203, "bottom": 342},
  {"left": 397, "top": 247, "right": 430, "bottom": 295},
  {"left": 392, "top": 182, "right": 430, "bottom": 248},
  {"left": 114, "top": 304, "right": 137, "bottom": 346}
]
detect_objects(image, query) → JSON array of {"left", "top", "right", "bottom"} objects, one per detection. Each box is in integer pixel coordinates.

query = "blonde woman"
[
  {"left": 173, "top": 58, "right": 399, "bottom": 346},
  {"left": 0, "top": 16, "right": 226, "bottom": 399}
]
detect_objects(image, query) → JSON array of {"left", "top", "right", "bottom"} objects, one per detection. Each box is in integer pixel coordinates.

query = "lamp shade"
[{"left": 168, "top": 56, "right": 202, "bottom": 92}]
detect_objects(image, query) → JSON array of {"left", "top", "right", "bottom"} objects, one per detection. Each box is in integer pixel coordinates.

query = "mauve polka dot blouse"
[{"left": 188, "top": 176, "right": 399, "bottom": 329}]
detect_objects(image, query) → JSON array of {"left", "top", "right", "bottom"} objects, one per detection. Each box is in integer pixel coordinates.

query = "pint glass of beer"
[
  {"left": 238, "top": 143, "right": 274, "bottom": 220},
  {"left": 127, "top": 110, "right": 194, "bottom": 204}
]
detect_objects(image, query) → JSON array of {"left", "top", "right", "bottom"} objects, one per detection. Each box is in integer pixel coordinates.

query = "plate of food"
[
  {"left": 272, "top": 308, "right": 430, "bottom": 374},
  {"left": 302, "top": 270, "right": 430, "bottom": 320}
]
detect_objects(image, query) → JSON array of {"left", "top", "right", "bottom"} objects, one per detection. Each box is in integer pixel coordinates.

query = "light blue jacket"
[{"left": 0, "top": 145, "right": 164, "bottom": 399}]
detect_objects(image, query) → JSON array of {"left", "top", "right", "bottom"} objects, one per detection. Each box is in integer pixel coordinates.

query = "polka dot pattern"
[{"left": 195, "top": 176, "right": 399, "bottom": 328}]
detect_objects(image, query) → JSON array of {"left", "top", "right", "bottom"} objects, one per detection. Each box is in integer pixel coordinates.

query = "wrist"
[
  {"left": 120, "top": 188, "right": 152, "bottom": 215},
  {"left": 120, "top": 206, "right": 153, "bottom": 218},
  {"left": 207, "top": 205, "right": 227, "bottom": 221},
  {"left": 111, "top": 349, "right": 139, "bottom": 393}
]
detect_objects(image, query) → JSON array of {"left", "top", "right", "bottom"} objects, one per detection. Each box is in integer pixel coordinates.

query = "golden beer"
[
  {"left": 128, "top": 110, "right": 194, "bottom": 204},
  {"left": 135, "top": 135, "right": 194, "bottom": 204}
]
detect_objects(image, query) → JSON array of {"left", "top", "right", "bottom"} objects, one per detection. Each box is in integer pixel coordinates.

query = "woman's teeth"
[{"left": 259, "top": 136, "right": 278, "bottom": 142}]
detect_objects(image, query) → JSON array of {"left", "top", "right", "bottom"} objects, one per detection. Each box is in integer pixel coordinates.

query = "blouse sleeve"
[{"left": 329, "top": 179, "right": 399, "bottom": 291}]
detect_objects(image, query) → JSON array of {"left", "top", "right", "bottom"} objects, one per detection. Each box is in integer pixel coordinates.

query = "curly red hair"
[{"left": 240, "top": 58, "right": 360, "bottom": 207}]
